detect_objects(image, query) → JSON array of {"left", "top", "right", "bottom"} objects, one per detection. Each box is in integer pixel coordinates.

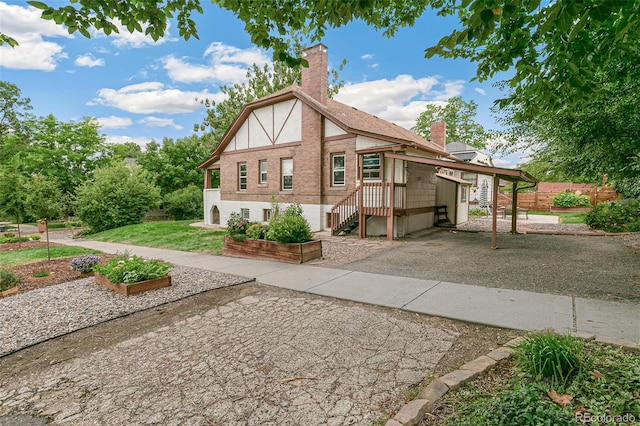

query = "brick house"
[{"left": 199, "top": 44, "right": 536, "bottom": 241}]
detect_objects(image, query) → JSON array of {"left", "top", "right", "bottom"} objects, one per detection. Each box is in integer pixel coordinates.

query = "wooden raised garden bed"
[
  {"left": 223, "top": 236, "right": 322, "bottom": 264},
  {"left": 95, "top": 273, "right": 172, "bottom": 296}
]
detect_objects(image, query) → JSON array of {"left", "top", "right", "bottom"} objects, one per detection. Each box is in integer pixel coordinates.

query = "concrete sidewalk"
[{"left": 49, "top": 234, "right": 640, "bottom": 343}]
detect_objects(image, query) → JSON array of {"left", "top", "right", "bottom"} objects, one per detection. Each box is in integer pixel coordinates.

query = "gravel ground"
[{"left": 0, "top": 266, "right": 251, "bottom": 357}]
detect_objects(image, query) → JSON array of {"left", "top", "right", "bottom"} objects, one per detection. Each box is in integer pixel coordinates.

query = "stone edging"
[{"left": 385, "top": 332, "right": 639, "bottom": 426}]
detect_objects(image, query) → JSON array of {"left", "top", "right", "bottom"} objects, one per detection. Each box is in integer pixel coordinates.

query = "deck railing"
[{"left": 330, "top": 183, "right": 406, "bottom": 235}]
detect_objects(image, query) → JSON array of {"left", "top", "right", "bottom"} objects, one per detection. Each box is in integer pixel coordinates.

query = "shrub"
[
  {"left": 94, "top": 255, "right": 172, "bottom": 284},
  {"left": 163, "top": 184, "right": 203, "bottom": 220},
  {"left": 551, "top": 191, "right": 591, "bottom": 208},
  {"left": 70, "top": 255, "right": 101, "bottom": 273},
  {"left": 0, "top": 268, "right": 22, "bottom": 292},
  {"left": 246, "top": 223, "right": 268, "bottom": 239},
  {"left": 225, "top": 212, "right": 250, "bottom": 236},
  {"left": 75, "top": 162, "right": 161, "bottom": 232},
  {"left": 266, "top": 203, "right": 312, "bottom": 243},
  {"left": 512, "top": 331, "right": 586, "bottom": 391},
  {"left": 0, "top": 234, "right": 40, "bottom": 244},
  {"left": 585, "top": 199, "right": 639, "bottom": 232}
]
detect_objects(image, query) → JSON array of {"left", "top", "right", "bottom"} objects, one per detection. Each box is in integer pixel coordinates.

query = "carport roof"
[{"left": 385, "top": 153, "right": 538, "bottom": 184}]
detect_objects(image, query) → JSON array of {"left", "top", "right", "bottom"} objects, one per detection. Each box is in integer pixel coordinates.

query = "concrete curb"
[{"left": 385, "top": 333, "right": 639, "bottom": 426}]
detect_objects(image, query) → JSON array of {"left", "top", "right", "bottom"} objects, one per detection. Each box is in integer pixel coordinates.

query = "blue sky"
[{"left": 0, "top": 1, "right": 527, "bottom": 168}]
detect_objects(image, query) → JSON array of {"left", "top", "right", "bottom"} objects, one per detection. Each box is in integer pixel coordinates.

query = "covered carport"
[{"left": 385, "top": 153, "right": 539, "bottom": 249}]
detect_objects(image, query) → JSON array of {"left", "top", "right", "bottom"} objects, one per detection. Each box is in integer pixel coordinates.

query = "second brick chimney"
[
  {"left": 430, "top": 121, "right": 447, "bottom": 149},
  {"left": 301, "top": 43, "right": 328, "bottom": 105}
]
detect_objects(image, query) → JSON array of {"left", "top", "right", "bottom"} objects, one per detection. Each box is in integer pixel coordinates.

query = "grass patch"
[
  {"left": 0, "top": 246, "right": 103, "bottom": 267},
  {"left": 435, "top": 334, "right": 640, "bottom": 425},
  {"left": 88, "top": 221, "right": 226, "bottom": 254},
  {"left": 559, "top": 212, "right": 587, "bottom": 224}
]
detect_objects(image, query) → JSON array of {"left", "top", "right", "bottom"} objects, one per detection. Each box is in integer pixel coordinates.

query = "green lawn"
[
  {"left": 88, "top": 221, "right": 226, "bottom": 254},
  {"left": 0, "top": 246, "right": 102, "bottom": 267},
  {"left": 559, "top": 212, "right": 588, "bottom": 224}
]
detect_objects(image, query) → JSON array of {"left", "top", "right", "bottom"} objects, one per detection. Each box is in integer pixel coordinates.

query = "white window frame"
[
  {"left": 238, "top": 162, "right": 247, "bottom": 190},
  {"left": 259, "top": 160, "right": 267, "bottom": 184},
  {"left": 241, "top": 208, "right": 250, "bottom": 220},
  {"left": 281, "top": 158, "right": 293, "bottom": 190},
  {"left": 332, "top": 153, "right": 345, "bottom": 186},
  {"left": 362, "top": 153, "right": 381, "bottom": 180}
]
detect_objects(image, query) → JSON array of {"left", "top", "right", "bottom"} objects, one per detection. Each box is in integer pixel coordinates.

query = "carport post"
[
  {"left": 491, "top": 174, "right": 499, "bottom": 249},
  {"left": 511, "top": 182, "right": 518, "bottom": 234}
]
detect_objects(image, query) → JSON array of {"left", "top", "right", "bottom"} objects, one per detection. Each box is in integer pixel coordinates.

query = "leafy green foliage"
[
  {"left": 412, "top": 97, "right": 488, "bottom": 149},
  {"left": 447, "top": 384, "right": 576, "bottom": 426},
  {"left": 551, "top": 192, "right": 591, "bottom": 208},
  {"left": 94, "top": 255, "right": 172, "bottom": 284},
  {"left": 0, "top": 268, "right": 22, "bottom": 292},
  {"left": 0, "top": 81, "right": 32, "bottom": 140},
  {"left": 0, "top": 234, "right": 40, "bottom": 244},
  {"left": 24, "top": 173, "right": 63, "bottom": 221},
  {"left": 512, "top": 331, "right": 586, "bottom": 391},
  {"left": 225, "top": 212, "right": 250, "bottom": 237},
  {"left": 266, "top": 203, "right": 312, "bottom": 244},
  {"left": 246, "top": 223, "right": 269, "bottom": 240},
  {"left": 136, "top": 136, "right": 209, "bottom": 196},
  {"left": 585, "top": 200, "right": 640, "bottom": 233},
  {"left": 75, "top": 162, "right": 161, "bottom": 232},
  {"left": 440, "top": 336, "right": 640, "bottom": 425},
  {"left": 163, "top": 184, "right": 203, "bottom": 220},
  {"left": 32, "top": 269, "right": 50, "bottom": 278}
]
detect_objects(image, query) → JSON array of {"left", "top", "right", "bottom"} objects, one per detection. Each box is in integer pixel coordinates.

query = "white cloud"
[
  {"left": 96, "top": 115, "right": 133, "bottom": 129},
  {"left": 105, "top": 135, "right": 153, "bottom": 149},
  {"left": 87, "top": 81, "right": 226, "bottom": 114},
  {"left": 162, "top": 42, "right": 270, "bottom": 85},
  {"left": 139, "top": 116, "right": 183, "bottom": 130},
  {"left": 75, "top": 54, "right": 105, "bottom": 67},
  {"left": 0, "top": 2, "right": 71, "bottom": 71},
  {"left": 361, "top": 53, "right": 374, "bottom": 60},
  {"left": 334, "top": 75, "right": 465, "bottom": 129},
  {"left": 369, "top": 63, "right": 379, "bottom": 69},
  {"left": 91, "top": 20, "right": 175, "bottom": 48},
  {"left": 474, "top": 87, "right": 487, "bottom": 96}
]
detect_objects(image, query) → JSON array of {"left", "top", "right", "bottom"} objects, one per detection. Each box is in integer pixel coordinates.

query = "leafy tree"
[
  {"left": 498, "top": 50, "right": 640, "bottom": 198},
  {"left": 5, "top": 115, "right": 110, "bottom": 201},
  {"left": 75, "top": 162, "right": 161, "bottom": 232},
  {"left": 24, "top": 173, "right": 63, "bottom": 221},
  {"left": 110, "top": 141, "right": 143, "bottom": 161},
  {"left": 0, "top": 81, "right": 32, "bottom": 142},
  {"left": 137, "top": 135, "right": 210, "bottom": 196},
  {"left": 412, "top": 97, "right": 487, "bottom": 148},
  {"left": 163, "top": 184, "right": 203, "bottom": 220},
  {"left": 0, "top": 167, "right": 27, "bottom": 232}
]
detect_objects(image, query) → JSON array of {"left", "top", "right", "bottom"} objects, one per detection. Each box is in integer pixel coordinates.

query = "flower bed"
[{"left": 93, "top": 255, "right": 172, "bottom": 296}]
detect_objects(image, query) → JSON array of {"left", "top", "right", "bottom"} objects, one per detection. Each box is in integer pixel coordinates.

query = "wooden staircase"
[{"left": 330, "top": 182, "right": 397, "bottom": 236}]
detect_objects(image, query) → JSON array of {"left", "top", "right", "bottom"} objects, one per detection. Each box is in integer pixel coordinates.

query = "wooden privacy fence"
[{"left": 497, "top": 182, "right": 619, "bottom": 212}]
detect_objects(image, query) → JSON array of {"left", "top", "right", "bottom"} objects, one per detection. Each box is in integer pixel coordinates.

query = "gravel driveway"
[{"left": 331, "top": 230, "right": 640, "bottom": 303}]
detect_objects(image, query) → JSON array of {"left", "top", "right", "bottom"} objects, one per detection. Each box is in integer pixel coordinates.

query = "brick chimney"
[
  {"left": 301, "top": 43, "right": 328, "bottom": 105},
  {"left": 430, "top": 121, "right": 446, "bottom": 149}
]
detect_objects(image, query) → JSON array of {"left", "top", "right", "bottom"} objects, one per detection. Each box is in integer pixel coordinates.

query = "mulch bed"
[{"left": 1, "top": 241, "right": 113, "bottom": 295}]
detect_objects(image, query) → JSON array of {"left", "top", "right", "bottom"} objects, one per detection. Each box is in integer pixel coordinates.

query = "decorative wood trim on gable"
[
  {"left": 323, "top": 134, "right": 356, "bottom": 142},
  {"left": 220, "top": 141, "right": 302, "bottom": 157}
]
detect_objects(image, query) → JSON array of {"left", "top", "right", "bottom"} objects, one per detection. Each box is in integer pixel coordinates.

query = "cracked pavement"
[{"left": 0, "top": 288, "right": 458, "bottom": 425}]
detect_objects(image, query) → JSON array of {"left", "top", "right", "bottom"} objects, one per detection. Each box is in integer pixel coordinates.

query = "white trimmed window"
[
  {"left": 362, "top": 153, "right": 381, "bottom": 180},
  {"left": 332, "top": 153, "right": 345, "bottom": 186},
  {"left": 281, "top": 158, "right": 293, "bottom": 190},
  {"left": 259, "top": 160, "right": 267, "bottom": 183},
  {"left": 241, "top": 208, "right": 250, "bottom": 220},
  {"left": 238, "top": 162, "right": 247, "bottom": 190}
]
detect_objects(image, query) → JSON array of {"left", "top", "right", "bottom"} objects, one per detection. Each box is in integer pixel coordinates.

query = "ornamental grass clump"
[
  {"left": 94, "top": 255, "right": 172, "bottom": 284},
  {"left": 0, "top": 268, "right": 22, "bottom": 292},
  {"left": 70, "top": 255, "right": 101, "bottom": 273}
]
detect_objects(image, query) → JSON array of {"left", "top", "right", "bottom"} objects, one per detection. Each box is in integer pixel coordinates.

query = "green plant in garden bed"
[
  {"left": 0, "top": 233, "right": 41, "bottom": 244},
  {"left": 0, "top": 268, "right": 22, "bottom": 291},
  {"left": 94, "top": 255, "right": 172, "bottom": 284},
  {"left": 552, "top": 191, "right": 592, "bottom": 208},
  {"left": 32, "top": 269, "right": 51, "bottom": 278},
  {"left": 70, "top": 255, "right": 101, "bottom": 273},
  {"left": 436, "top": 333, "right": 640, "bottom": 425}
]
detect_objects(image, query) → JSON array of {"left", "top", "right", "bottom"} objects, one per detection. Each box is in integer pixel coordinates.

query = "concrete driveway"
[{"left": 335, "top": 231, "right": 640, "bottom": 303}]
